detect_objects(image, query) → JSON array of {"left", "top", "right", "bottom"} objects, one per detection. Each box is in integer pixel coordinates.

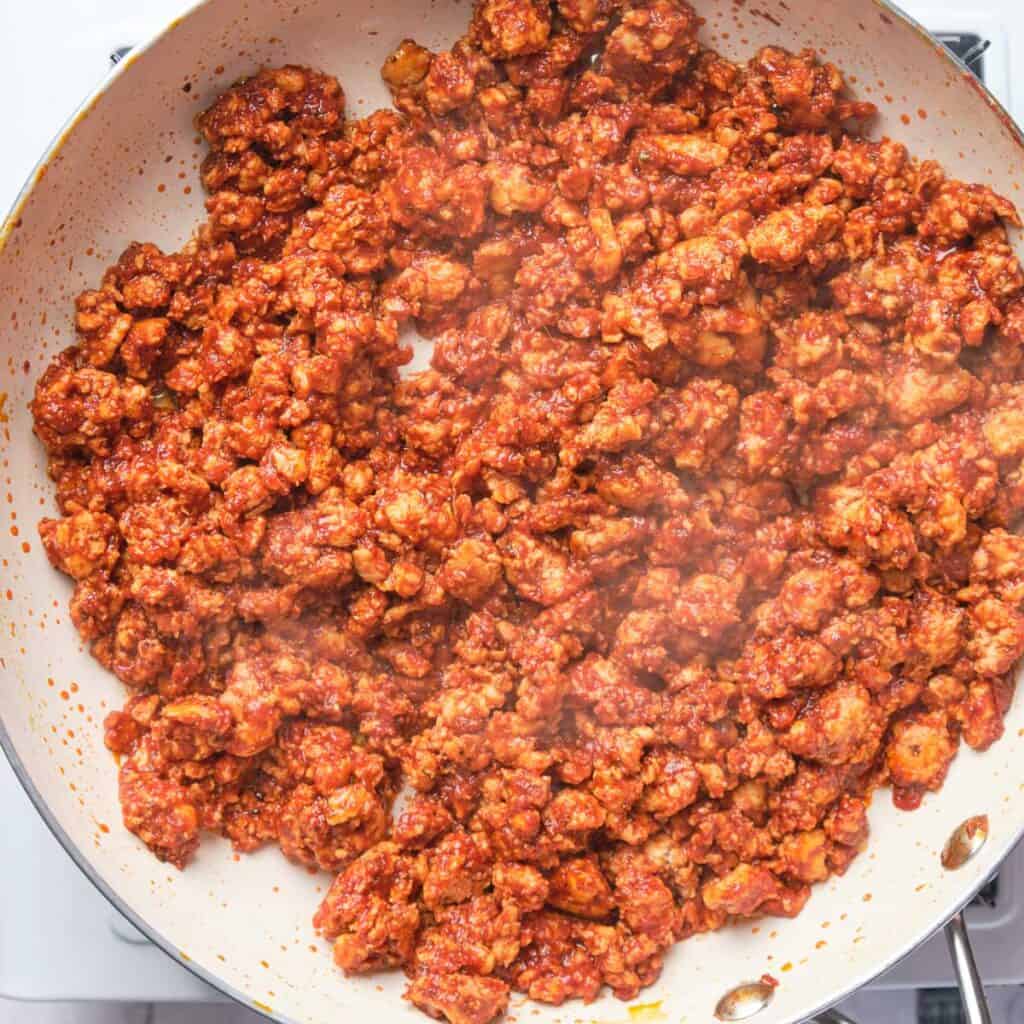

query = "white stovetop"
[{"left": 3, "top": 0, "right": 1024, "bottom": 1011}]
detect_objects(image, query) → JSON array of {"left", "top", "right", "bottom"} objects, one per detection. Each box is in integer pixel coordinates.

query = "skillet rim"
[{"left": 2, "top": 1, "right": 1024, "bottom": 1020}]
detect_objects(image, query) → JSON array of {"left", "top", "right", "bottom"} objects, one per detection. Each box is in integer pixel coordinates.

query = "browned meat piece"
[{"left": 406, "top": 973, "right": 510, "bottom": 1024}]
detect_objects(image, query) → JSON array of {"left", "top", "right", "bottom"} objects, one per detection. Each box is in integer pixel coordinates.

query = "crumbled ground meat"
[{"left": 31, "top": 3, "right": 1024, "bottom": 1022}]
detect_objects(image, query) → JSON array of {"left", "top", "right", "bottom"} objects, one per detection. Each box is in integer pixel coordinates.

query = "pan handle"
[
  {"left": 945, "top": 910, "right": 992, "bottom": 1024},
  {"left": 808, "top": 914, "right": 990, "bottom": 1024}
]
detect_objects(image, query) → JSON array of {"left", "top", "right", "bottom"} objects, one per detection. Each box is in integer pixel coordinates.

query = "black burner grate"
[
  {"left": 934, "top": 32, "right": 990, "bottom": 82},
  {"left": 917, "top": 987, "right": 965, "bottom": 1024},
  {"left": 971, "top": 873, "right": 1000, "bottom": 909}
]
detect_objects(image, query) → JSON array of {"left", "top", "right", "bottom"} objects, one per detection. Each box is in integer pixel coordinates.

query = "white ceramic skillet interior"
[{"left": 2, "top": 1, "right": 1024, "bottom": 1021}]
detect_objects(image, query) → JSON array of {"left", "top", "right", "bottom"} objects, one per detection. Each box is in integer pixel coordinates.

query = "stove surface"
[{"left": 3, "top": 0, "right": 1024, "bottom": 1011}]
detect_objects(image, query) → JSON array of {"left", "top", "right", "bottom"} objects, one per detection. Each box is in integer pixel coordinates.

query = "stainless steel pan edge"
[{"left": 2, "top": 1, "right": 1024, "bottom": 1022}]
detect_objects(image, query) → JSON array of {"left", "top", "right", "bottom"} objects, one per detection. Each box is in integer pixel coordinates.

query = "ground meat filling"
[{"left": 31, "top": 2, "right": 1024, "bottom": 1021}]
